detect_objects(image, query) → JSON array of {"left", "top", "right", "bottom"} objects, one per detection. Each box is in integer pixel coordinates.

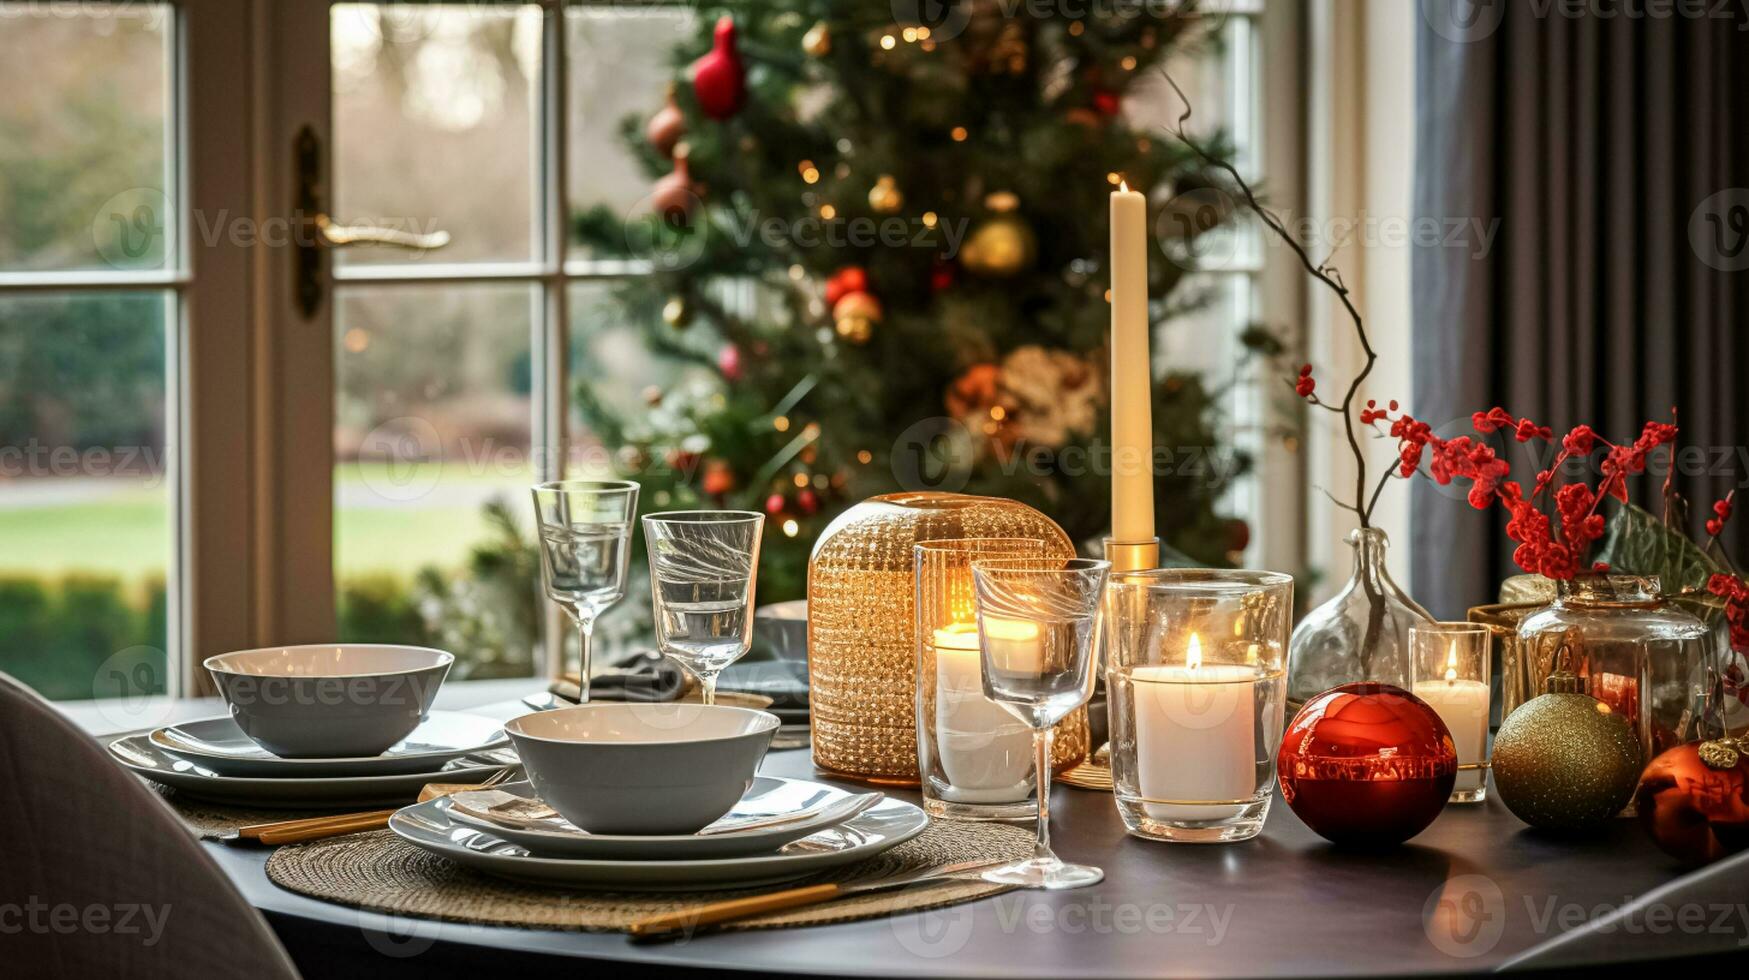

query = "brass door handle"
[
  {"left": 293, "top": 124, "right": 451, "bottom": 318},
  {"left": 313, "top": 213, "right": 451, "bottom": 250}
]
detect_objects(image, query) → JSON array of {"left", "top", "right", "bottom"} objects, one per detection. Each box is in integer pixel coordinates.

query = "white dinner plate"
[
  {"left": 106, "top": 733, "right": 501, "bottom": 808},
  {"left": 442, "top": 777, "right": 878, "bottom": 860},
  {"left": 150, "top": 712, "right": 509, "bottom": 777},
  {"left": 389, "top": 792, "right": 928, "bottom": 891}
]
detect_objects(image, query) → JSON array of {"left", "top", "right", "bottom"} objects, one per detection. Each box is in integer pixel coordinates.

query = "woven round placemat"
[
  {"left": 148, "top": 782, "right": 321, "bottom": 839},
  {"left": 267, "top": 819, "right": 1033, "bottom": 932}
]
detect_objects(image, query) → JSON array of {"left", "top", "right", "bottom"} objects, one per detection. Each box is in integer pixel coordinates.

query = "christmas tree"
[{"left": 573, "top": 1, "right": 1257, "bottom": 603}]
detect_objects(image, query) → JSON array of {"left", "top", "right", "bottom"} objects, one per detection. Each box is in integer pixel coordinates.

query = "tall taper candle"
[{"left": 1110, "top": 181, "right": 1154, "bottom": 543}]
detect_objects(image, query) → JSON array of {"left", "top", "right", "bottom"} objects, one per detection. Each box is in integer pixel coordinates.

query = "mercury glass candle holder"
[
  {"left": 916, "top": 538, "right": 1050, "bottom": 821},
  {"left": 1106, "top": 569, "right": 1293, "bottom": 842},
  {"left": 1410, "top": 621, "right": 1492, "bottom": 804}
]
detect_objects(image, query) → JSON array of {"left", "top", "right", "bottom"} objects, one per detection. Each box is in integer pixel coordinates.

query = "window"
[{"left": 0, "top": 3, "right": 178, "bottom": 701}]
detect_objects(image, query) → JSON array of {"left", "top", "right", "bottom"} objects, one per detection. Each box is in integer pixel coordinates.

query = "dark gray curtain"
[{"left": 1411, "top": 2, "right": 1749, "bottom": 619}]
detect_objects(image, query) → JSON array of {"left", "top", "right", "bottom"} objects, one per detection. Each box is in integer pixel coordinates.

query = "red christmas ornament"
[
  {"left": 700, "top": 459, "right": 735, "bottom": 497},
  {"left": 650, "top": 155, "right": 698, "bottom": 225},
  {"left": 691, "top": 17, "right": 747, "bottom": 121},
  {"left": 1635, "top": 737, "right": 1749, "bottom": 866},
  {"left": 646, "top": 86, "right": 685, "bottom": 159},
  {"left": 763, "top": 493, "right": 786, "bottom": 516},
  {"left": 716, "top": 343, "right": 742, "bottom": 381},
  {"left": 824, "top": 266, "right": 869, "bottom": 307},
  {"left": 1091, "top": 87, "right": 1121, "bottom": 116},
  {"left": 797, "top": 488, "right": 820, "bottom": 515},
  {"left": 1277, "top": 683, "right": 1457, "bottom": 846}
]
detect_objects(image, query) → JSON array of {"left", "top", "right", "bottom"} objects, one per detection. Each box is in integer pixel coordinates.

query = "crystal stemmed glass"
[
  {"left": 970, "top": 556, "right": 1111, "bottom": 890},
  {"left": 643, "top": 510, "right": 764, "bottom": 705},
  {"left": 530, "top": 480, "right": 640, "bottom": 701}
]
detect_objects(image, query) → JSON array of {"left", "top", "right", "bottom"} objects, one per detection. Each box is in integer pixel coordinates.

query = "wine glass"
[
  {"left": 530, "top": 480, "right": 640, "bottom": 701},
  {"left": 643, "top": 510, "right": 764, "bottom": 705},
  {"left": 970, "top": 556, "right": 1111, "bottom": 890}
]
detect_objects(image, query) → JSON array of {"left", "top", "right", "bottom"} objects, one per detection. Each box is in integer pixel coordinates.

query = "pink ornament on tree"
[
  {"left": 691, "top": 17, "right": 747, "bottom": 121},
  {"left": 717, "top": 343, "right": 742, "bottom": 381}
]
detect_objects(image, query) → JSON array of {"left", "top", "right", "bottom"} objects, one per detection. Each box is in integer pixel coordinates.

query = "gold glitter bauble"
[
  {"left": 958, "top": 215, "right": 1035, "bottom": 277},
  {"left": 833, "top": 314, "right": 873, "bottom": 345},
  {"left": 1492, "top": 692, "right": 1643, "bottom": 831},
  {"left": 868, "top": 174, "right": 903, "bottom": 214}
]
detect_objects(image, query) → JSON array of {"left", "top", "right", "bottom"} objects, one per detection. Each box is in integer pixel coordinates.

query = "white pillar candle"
[
  {"left": 1413, "top": 641, "right": 1490, "bottom": 797},
  {"left": 1133, "top": 634, "right": 1257, "bottom": 820},
  {"left": 932, "top": 623, "right": 1032, "bottom": 800},
  {"left": 1109, "top": 182, "right": 1155, "bottom": 543}
]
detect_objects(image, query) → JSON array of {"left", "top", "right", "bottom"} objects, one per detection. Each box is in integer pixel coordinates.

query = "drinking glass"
[
  {"left": 643, "top": 510, "right": 765, "bottom": 704},
  {"left": 970, "top": 556, "right": 1111, "bottom": 890},
  {"left": 530, "top": 480, "right": 640, "bottom": 700}
]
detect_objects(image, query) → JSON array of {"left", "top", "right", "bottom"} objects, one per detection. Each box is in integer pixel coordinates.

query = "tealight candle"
[
  {"left": 1410, "top": 623, "right": 1492, "bottom": 804},
  {"left": 931, "top": 622, "right": 1032, "bottom": 800}
]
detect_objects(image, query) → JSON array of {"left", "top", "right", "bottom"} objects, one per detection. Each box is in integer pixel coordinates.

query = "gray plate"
[
  {"left": 389, "top": 792, "right": 928, "bottom": 891},
  {"left": 150, "top": 712, "right": 508, "bottom": 778},
  {"left": 441, "top": 777, "right": 873, "bottom": 860},
  {"left": 106, "top": 733, "right": 500, "bottom": 808}
]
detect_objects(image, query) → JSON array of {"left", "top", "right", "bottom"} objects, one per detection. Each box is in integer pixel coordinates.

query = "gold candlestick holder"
[{"left": 1103, "top": 536, "right": 1161, "bottom": 573}]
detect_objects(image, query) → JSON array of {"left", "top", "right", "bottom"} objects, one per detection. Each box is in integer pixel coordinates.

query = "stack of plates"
[
  {"left": 106, "top": 712, "right": 509, "bottom": 808},
  {"left": 390, "top": 776, "right": 928, "bottom": 891}
]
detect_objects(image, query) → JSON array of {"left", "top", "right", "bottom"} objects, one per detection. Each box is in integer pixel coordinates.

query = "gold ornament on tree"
[
  {"left": 959, "top": 191, "right": 1036, "bottom": 278},
  {"left": 662, "top": 295, "right": 692, "bottom": 329},
  {"left": 832, "top": 290, "right": 882, "bottom": 345},
  {"left": 802, "top": 21, "right": 831, "bottom": 57},
  {"left": 868, "top": 174, "right": 903, "bottom": 214},
  {"left": 1491, "top": 670, "right": 1643, "bottom": 831}
]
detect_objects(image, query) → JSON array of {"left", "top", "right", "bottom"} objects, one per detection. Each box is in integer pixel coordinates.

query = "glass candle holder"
[
  {"left": 915, "top": 538, "right": 1049, "bottom": 821},
  {"left": 1409, "top": 622, "right": 1492, "bottom": 804},
  {"left": 1106, "top": 569, "right": 1294, "bottom": 842}
]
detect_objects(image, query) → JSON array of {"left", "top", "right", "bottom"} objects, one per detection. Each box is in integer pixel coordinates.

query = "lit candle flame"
[
  {"left": 1119, "top": 179, "right": 1129, "bottom": 193},
  {"left": 1187, "top": 632, "right": 1202, "bottom": 671},
  {"left": 1443, "top": 638, "right": 1458, "bottom": 683}
]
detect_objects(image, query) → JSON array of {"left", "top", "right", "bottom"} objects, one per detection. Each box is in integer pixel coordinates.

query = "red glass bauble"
[
  {"left": 690, "top": 16, "right": 747, "bottom": 121},
  {"left": 649, "top": 158, "right": 698, "bottom": 225},
  {"left": 1277, "top": 683, "right": 1458, "bottom": 846},
  {"left": 825, "top": 266, "right": 869, "bottom": 306},
  {"left": 1634, "top": 739, "right": 1749, "bottom": 866},
  {"left": 716, "top": 343, "right": 741, "bottom": 382}
]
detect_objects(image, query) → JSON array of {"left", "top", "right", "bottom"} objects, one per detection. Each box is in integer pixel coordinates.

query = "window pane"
[
  {"left": 331, "top": 3, "right": 542, "bottom": 267},
  {"left": 0, "top": 3, "right": 172, "bottom": 272},
  {"left": 0, "top": 291, "right": 171, "bottom": 700},
  {"left": 566, "top": 5, "right": 694, "bottom": 260},
  {"left": 333, "top": 283, "right": 538, "bottom": 677}
]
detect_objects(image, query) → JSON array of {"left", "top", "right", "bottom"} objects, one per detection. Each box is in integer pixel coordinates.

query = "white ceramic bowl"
[
  {"left": 204, "top": 644, "right": 452, "bottom": 758},
  {"left": 505, "top": 703, "right": 780, "bottom": 835}
]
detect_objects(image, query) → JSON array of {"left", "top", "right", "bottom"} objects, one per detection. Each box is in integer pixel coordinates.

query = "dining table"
[{"left": 64, "top": 680, "right": 1749, "bottom": 978}]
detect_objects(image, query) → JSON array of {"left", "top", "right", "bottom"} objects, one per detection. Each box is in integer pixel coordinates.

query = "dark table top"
[{"left": 71, "top": 689, "right": 1745, "bottom": 977}]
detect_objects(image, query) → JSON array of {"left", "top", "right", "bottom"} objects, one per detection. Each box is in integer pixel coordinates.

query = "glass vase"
[
  {"left": 1286, "top": 527, "right": 1433, "bottom": 712},
  {"left": 1513, "top": 574, "right": 1722, "bottom": 762}
]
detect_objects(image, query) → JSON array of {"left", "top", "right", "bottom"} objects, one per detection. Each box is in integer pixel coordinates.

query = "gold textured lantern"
[{"left": 807, "top": 492, "right": 1088, "bottom": 782}]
